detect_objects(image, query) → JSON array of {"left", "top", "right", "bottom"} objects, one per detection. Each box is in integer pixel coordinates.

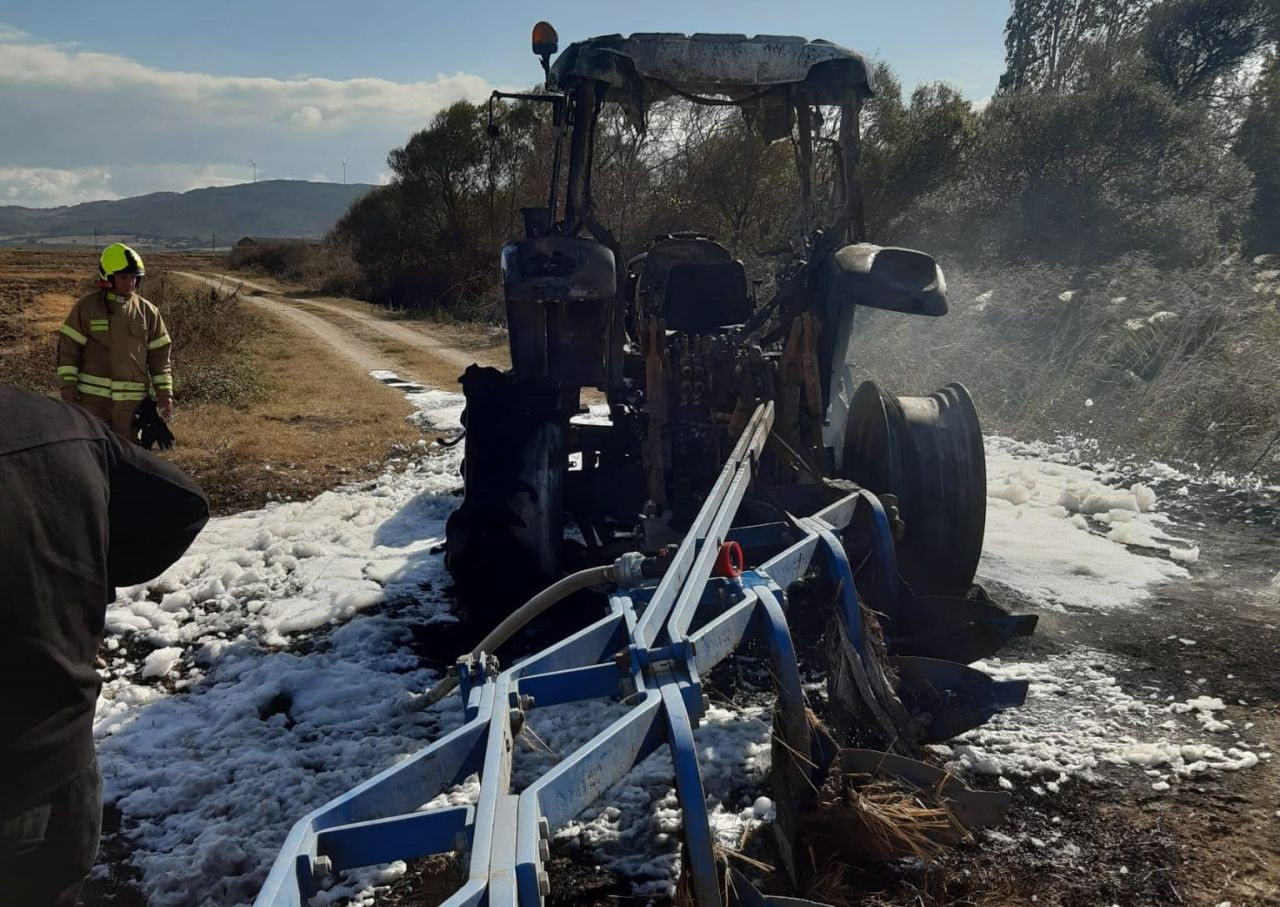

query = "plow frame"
[{"left": 255, "top": 403, "right": 1027, "bottom": 907}]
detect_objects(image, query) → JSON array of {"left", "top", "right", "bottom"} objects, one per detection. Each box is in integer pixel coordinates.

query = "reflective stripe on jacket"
[{"left": 56, "top": 290, "right": 173, "bottom": 399}]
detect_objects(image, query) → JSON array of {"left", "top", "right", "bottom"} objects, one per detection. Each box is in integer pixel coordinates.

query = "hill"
[{"left": 0, "top": 180, "right": 373, "bottom": 249}]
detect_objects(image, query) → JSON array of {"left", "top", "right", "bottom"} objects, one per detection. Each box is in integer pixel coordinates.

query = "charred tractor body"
[
  {"left": 446, "top": 30, "right": 984, "bottom": 606},
  {"left": 257, "top": 27, "right": 1039, "bottom": 907}
]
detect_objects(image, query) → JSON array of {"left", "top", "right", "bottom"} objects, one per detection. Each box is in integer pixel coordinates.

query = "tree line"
[{"left": 325, "top": 0, "right": 1279, "bottom": 310}]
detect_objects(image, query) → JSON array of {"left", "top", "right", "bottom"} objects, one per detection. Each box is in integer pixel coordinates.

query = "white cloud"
[
  {"left": 0, "top": 31, "right": 494, "bottom": 206},
  {"left": 0, "top": 40, "right": 491, "bottom": 121},
  {"left": 0, "top": 166, "right": 117, "bottom": 207},
  {"left": 291, "top": 105, "right": 324, "bottom": 127}
]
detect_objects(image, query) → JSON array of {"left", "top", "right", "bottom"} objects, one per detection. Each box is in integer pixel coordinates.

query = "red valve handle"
[{"left": 713, "top": 540, "right": 744, "bottom": 578}]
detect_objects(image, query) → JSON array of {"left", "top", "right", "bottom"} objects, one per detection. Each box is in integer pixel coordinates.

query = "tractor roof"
[{"left": 549, "top": 32, "right": 874, "bottom": 109}]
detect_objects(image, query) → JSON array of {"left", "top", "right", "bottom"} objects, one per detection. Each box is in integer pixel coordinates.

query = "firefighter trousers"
[{"left": 77, "top": 395, "right": 140, "bottom": 442}]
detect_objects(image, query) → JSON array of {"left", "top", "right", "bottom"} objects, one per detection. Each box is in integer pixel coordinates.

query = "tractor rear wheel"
[
  {"left": 445, "top": 366, "right": 566, "bottom": 618},
  {"left": 840, "top": 380, "right": 986, "bottom": 595}
]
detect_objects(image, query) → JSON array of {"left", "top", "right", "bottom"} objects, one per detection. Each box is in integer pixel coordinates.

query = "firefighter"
[
  {"left": 56, "top": 243, "right": 175, "bottom": 441},
  {"left": 0, "top": 384, "right": 208, "bottom": 905}
]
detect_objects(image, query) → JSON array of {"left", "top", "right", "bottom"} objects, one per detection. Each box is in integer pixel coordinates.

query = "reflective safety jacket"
[{"left": 56, "top": 289, "right": 174, "bottom": 401}]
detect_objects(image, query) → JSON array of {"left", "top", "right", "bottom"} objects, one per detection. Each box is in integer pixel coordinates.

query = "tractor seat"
[{"left": 662, "top": 260, "right": 751, "bottom": 333}]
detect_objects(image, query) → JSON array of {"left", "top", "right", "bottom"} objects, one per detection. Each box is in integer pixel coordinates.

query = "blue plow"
[{"left": 254, "top": 402, "right": 1036, "bottom": 906}]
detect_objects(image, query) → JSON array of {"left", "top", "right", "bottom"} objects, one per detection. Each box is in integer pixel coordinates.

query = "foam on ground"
[
  {"left": 933, "top": 649, "right": 1268, "bottom": 792},
  {"left": 980, "top": 437, "right": 1190, "bottom": 611}
]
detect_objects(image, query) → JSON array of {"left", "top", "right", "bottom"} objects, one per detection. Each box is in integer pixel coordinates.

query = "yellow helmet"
[{"left": 98, "top": 243, "right": 145, "bottom": 282}]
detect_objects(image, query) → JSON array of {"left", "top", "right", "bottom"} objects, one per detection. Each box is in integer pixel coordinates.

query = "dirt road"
[
  {"left": 174, "top": 272, "right": 503, "bottom": 387},
  {"left": 179, "top": 272, "right": 405, "bottom": 377}
]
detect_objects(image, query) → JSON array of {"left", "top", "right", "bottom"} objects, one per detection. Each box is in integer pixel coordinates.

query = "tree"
[
  {"left": 337, "top": 98, "right": 556, "bottom": 308},
  {"left": 694, "top": 121, "right": 795, "bottom": 251},
  {"left": 999, "top": 0, "right": 1153, "bottom": 93},
  {"left": 330, "top": 186, "right": 413, "bottom": 303},
  {"left": 860, "top": 64, "right": 978, "bottom": 240},
  {"left": 921, "top": 52, "right": 1253, "bottom": 264},
  {"left": 1144, "top": 0, "right": 1279, "bottom": 100},
  {"left": 622, "top": 103, "right": 798, "bottom": 253},
  {"left": 1236, "top": 55, "right": 1280, "bottom": 251},
  {"left": 589, "top": 101, "right": 667, "bottom": 253},
  {"left": 387, "top": 101, "right": 488, "bottom": 272},
  {"left": 1002, "top": 0, "right": 1044, "bottom": 93},
  {"left": 326, "top": 99, "right": 532, "bottom": 308}
]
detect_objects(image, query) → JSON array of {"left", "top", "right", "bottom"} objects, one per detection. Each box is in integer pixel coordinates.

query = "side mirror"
[{"left": 827, "top": 244, "right": 948, "bottom": 317}]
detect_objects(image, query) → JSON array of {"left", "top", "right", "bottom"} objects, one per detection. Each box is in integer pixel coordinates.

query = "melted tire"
[{"left": 445, "top": 366, "right": 566, "bottom": 618}]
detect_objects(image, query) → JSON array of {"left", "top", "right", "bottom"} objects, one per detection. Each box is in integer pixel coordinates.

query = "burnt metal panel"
[
  {"left": 549, "top": 33, "right": 874, "bottom": 111},
  {"left": 501, "top": 236, "right": 616, "bottom": 303}
]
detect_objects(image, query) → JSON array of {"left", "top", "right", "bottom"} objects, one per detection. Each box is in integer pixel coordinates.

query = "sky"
[{"left": 0, "top": 1, "right": 1011, "bottom": 208}]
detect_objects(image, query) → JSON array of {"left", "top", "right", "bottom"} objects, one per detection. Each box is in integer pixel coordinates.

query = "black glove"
[{"left": 135, "top": 398, "right": 176, "bottom": 450}]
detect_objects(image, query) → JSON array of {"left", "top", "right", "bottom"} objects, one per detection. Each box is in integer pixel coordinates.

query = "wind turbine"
[
  {"left": 249, "top": 159, "right": 256, "bottom": 183},
  {"left": 342, "top": 160, "right": 347, "bottom": 185}
]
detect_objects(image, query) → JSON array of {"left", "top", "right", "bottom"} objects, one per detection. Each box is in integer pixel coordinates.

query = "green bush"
[
  {"left": 227, "top": 241, "right": 315, "bottom": 278},
  {"left": 147, "top": 276, "right": 268, "bottom": 406},
  {"left": 226, "top": 239, "right": 359, "bottom": 293}
]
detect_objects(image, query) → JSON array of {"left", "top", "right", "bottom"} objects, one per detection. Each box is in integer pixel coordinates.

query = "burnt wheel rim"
[{"left": 842, "top": 380, "right": 986, "bottom": 594}]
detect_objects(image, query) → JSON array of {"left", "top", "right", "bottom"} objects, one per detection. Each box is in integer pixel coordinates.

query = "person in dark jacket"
[{"left": 0, "top": 384, "right": 209, "bottom": 906}]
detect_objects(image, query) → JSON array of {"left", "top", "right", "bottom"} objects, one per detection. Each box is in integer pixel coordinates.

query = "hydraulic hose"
[
  {"left": 410, "top": 552, "right": 663, "bottom": 711},
  {"left": 471, "top": 565, "right": 612, "bottom": 669}
]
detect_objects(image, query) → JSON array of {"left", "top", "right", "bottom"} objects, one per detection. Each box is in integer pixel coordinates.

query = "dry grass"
[
  {"left": 1, "top": 249, "right": 233, "bottom": 395},
  {"left": 1, "top": 250, "right": 99, "bottom": 392},
  {"left": 850, "top": 254, "right": 1280, "bottom": 478},
  {"left": 122, "top": 275, "right": 271, "bottom": 408},
  {"left": 227, "top": 239, "right": 362, "bottom": 294},
  {"left": 164, "top": 305, "right": 424, "bottom": 513},
  {"left": 814, "top": 774, "right": 966, "bottom": 864},
  {"left": 792, "top": 715, "right": 970, "bottom": 863},
  {"left": 375, "top": 852, "right": 466, "bottom": 906}
]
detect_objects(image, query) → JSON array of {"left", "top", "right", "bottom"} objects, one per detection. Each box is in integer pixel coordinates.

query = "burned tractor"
[
  {"left": 445, "top": 29, "right": 985, "bottom": 605},
  {"left": 256, "top": 26, "right": 1037, "bottom": 907}
]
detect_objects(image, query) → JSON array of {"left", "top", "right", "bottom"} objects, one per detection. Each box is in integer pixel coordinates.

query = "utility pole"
[
  {"left": 250, "top": 159, "right": 256, "bottom": 183},
  {"left": 342, "top": 160, "right": 347, "bottom": 184}
]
